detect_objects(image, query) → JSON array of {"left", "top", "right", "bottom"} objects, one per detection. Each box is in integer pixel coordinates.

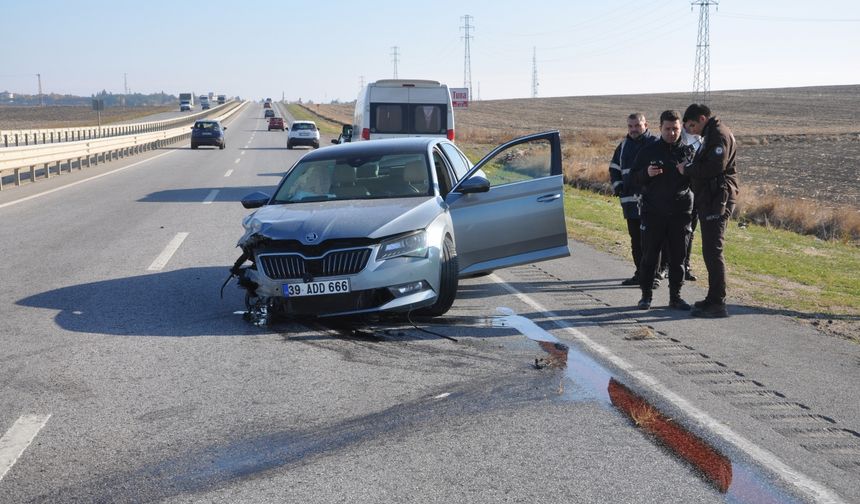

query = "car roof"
[
  {"left": 301, "top": 137, "right": 441, "bottom": 161},
  {"left": 292, "top": 120, "right": 316, "bottom": 125}
]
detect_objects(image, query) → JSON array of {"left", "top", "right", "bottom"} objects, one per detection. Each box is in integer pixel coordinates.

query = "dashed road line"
[
  {"left": 489, "top": 273, "right": 847, "bottom": 504},
  {"left": 0, "top": 151, "right": 174, "bottom": 211},
  {"left": 224, "top": 169, "right": 234, "bottom": 177},
  {"left": 0, "top": 414, "right": 51, "bottom": 482},
  {"left": 147, "top": 232, "right": 189, "bottom": 271},
  {"left": 202, "top": 189, "right": 219, "bottom": 204},
  {"left": 234, "top": 158, "right": 241, "bottom": 164}
]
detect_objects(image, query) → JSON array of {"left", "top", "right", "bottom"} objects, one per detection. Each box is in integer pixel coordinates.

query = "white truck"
[
  {"left": 338, "top": 79, "right": 455, "bottom": 143},
  {"left": 199, "top": 94, "right": 210, "bottom": 110},
  {"left": 217, "top": 94, "right": 226, "bottom": 105},
  {"left": 179, "top": 92, "right": 194, "bottom": 111}
]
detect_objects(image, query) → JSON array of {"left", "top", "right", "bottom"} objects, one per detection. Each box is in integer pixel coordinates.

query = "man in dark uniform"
[
  {"left": 678, "top": 104, "right": 739, "bottom": 318},
  {"left": 631, "top": 110, "right": 696, "bottom": 310},
  {"left": 609, "top": 113, "right": 657, "bottom": 286}
]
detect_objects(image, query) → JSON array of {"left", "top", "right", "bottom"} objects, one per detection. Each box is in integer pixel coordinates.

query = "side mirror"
[
  {"left": 331, "top": 138, "right": 340, "bottom": 144},
  {"left": 456, "top": 176, "right": 491, "bottom": 194},
  {"left": 241, "top": 191, "right": 271, "bottom": 209},
  {"left": 341, "top": 124, "right": 353, "bottom": 140}
]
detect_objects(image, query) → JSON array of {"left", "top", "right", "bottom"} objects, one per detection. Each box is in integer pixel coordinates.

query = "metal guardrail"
[
  {"left": 0, "top": 100, "right": 248, "bottom": 191},
  {"left": 0, "top": 100, "right": 238, "bottom": 148}
]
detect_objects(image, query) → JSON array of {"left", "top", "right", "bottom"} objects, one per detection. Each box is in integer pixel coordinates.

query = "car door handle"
[{"left": 537, "top": 193, "right": 561, "bottom": 202}]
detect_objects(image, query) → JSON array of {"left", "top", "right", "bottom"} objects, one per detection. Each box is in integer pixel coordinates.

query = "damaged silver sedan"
[{"left": 231, "top": 131, "right": 569, "bottom": 323}]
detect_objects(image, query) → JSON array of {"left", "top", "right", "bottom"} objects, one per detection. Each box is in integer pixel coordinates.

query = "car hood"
[{"left": 239, "top": 197, "right": 442, "bottom": 245}]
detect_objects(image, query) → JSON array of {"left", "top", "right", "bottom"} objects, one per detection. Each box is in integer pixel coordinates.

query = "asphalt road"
[{"left": 0, "top": 103, "right": 857, "bottom": 503}]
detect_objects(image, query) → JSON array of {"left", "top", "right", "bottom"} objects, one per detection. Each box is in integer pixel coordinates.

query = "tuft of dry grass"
[{"left": 736, "top": 187, "right": 860, "bottom": 242}]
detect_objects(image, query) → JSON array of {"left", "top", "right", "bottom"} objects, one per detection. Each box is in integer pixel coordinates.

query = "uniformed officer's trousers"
[{"left": 639, "top": 213, "right": 692, "bottom": 298}]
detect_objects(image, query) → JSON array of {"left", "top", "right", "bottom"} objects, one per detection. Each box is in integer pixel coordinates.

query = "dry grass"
[{"left": 736, "top": 189, "right": 860, "bottom": 242}]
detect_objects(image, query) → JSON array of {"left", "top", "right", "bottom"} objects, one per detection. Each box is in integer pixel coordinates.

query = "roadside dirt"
[{"left": 0, "top": 105, "right": 175, "bottom": 129}]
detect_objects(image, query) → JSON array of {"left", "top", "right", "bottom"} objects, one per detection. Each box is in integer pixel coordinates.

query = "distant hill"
[{"left": 0, "top": 90, "right": 177, "bottom": 107}]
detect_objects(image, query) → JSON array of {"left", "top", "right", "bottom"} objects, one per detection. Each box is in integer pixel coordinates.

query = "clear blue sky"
[{"left": 2, "top": 0, "right": 858, "bottom": 102}]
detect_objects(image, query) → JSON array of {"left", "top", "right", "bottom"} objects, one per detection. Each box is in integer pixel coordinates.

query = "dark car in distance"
[
  {"left": 190, "top": 120, "right": 226, "bottom": 150},
  {"left": 264, "top": 109, "right": 275, "bottom": 118},
  {"left": 268, "top": 117, "right": 285, "bottom": 131}
]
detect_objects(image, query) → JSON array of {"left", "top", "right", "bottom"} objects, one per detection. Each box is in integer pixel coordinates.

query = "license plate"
[{"left": 283, "top": 279, "right": 351, "bottom": 297}]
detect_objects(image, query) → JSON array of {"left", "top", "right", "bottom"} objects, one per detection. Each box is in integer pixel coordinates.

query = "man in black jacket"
[
  {"left": 632, "top": 110, "right": 696, "bottom": 310},
  {"left": 678, "top": 104, "right": 739, "bottom": 318},
  {"left": 608, "top": 113, "right": 658, "bottom": 285}
]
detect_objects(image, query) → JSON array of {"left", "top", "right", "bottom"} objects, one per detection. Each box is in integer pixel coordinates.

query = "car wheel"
[
  {"left": 418, "top": 237, "right": 458, "bottom": 317},
  {"left": 287, "top": 142, "right": 293, "bottom": 150},
  {"left": 191, "top": 144, "right": 198, "bottom": 149},
  {"left": 219, "top": 143, "right": 225, "bottom": 150},
  {"left": 313, "top": 142, "right": 320, "bottom": 149}
]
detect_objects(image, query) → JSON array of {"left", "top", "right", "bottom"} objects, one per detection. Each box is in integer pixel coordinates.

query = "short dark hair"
[
  {"left": 627, "top": 112, "right": 646, "bottom": 122},
  {"left": 683, "top": 104, "right": 712, "bottom": 123},
  {"left": 659, "top": 110, "right": 681, "bottom": 125}
]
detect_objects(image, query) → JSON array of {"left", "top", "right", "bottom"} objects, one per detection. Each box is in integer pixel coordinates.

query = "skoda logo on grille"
[{"left": 305, "top": 232, "right": 319, "bottom": 242}]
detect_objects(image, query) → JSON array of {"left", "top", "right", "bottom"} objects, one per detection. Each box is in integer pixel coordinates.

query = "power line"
[
  {"left": 461, "top": 14, "right": 474, "bottom": 100},
  {"left": 692, "top": 1, "right": 718, "bottom": 105}
]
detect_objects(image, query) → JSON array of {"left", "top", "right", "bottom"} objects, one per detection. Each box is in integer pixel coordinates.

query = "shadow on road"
[
  {"left": 17, "top": 267, "right": 256, "bottom": 337},
  {"left": 137, "top": 185, "right": 276, "bottom": 203}
]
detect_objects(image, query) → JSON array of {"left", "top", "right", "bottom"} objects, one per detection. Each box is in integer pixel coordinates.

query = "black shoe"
[
  {"left": 691, "top": 302, "right": 728, "bottom": 318},
  {"left": 637, "top": 297, "right": 652, "bottom": 310},
  {"left": 685, "top": 270, "right": 698, "bottom": 281},
  {"left": 652, "top": 278, "right": 660, "bottom": 289},
  {"left": 693, "top": 299, "right": 712, "bottom": 309},
  {"left": 621, "top": 275, "right": 639, "bottom": 286},
  {"left": 669, "top": 297, "right": 691, "bottom": 310}
]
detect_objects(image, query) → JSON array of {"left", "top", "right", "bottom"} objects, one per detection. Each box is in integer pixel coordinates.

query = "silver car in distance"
[{"left": 232, "top": 131, "right": 569, "bottom": 323}]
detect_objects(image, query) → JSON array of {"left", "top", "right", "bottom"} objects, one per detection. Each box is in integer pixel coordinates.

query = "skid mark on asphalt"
[
  {"left": 147, "top": 232, "right": 189, "bottom": 271},
  {"left": 0, "top": 414, "right": 51, "bottom": 482}
]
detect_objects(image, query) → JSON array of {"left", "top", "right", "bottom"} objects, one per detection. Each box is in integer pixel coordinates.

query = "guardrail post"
[
  {"left": 77, "top": 157, "right": 82, "bottom": 170},
  {"left": 44, "top": 162, "right": 50, "bottom": 179},
  {"left": 15, "top": 168, "right": 22, "bottom": 186},
  {"left": 57, "top": 160, "right": 63, "bottom": 175},
  {"left": 30, "top": 165, "right": 36, "bottom": 180}
]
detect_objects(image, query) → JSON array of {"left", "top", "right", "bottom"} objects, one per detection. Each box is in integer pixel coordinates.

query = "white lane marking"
[
  {"left": 0, "top": 414, "right": 51, "bottom": 482},
  {"left": 234, "top": 158, "right": 241, "bottom": 164},
  {"left": 433, "top": 393, "right": 451, "bottom": 400},
  {"left": 240, "top": 151, "right": 246, "bottom": 156},
  {"left": 0, "top": 151, "right": 174, "bottom": 211},
  {"left": 147, "top": 232, "right": 189, "bottom": 271},
  {"left": 488, "top": 273, "right": 847, "bottom": 504},
  {"left": 202, "top": 189, "right": 219, "bottom": 205},
  {"left": 224, "top": 169, "right": 234, "bottom": 177}
]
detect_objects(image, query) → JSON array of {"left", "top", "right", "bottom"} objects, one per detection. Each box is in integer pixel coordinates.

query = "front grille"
[{"left": 259, "top": 248, "right": 372, "bottom": 280}]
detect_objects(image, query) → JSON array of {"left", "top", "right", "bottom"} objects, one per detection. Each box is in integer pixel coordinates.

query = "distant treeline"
[{"left": 0, "top": 90, "right": 177, "bottom": 107}]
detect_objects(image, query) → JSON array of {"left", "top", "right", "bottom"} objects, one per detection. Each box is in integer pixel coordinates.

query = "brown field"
[
  {"left": 0, "top": 105, "right": 175, "bottom": 130},
  {"left": 316, "top": 85, "right": 860, "bottom": 214}
]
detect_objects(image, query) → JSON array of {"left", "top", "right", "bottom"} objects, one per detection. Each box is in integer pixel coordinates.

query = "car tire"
[
  {"left": 418, "top": 237, "right": 458, "bottom": 317},
  {"left": 191, "top": 144, "right": 198, "bottom": 149},
  {"left": 313, "top": 142, "right": 320, "bottom": 149},
  {"left": 219, "top": 143, "right": 225, "bottom": 150},
  {"left": 287, "top": 142, "right": 293, "bottom": 150}
]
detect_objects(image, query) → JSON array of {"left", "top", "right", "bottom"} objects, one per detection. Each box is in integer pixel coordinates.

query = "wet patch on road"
[{"left": 494, "top": 306, "right": 806, "bottom": 504}]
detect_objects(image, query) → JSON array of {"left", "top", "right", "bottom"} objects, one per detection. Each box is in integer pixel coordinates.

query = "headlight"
[{"left": 377, "top": 231, "right": 428, "bottom": 261}]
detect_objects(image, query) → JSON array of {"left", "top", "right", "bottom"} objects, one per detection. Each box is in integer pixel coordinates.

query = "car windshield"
[
  {"left": 194, "top": 122, "right": 218, "bottom": 130},
  {"left": 292, "top": 123, "right": 316, "bottom": 131},
  {"left": 272, "top": 154, "right": 431, "bottom": 203}
]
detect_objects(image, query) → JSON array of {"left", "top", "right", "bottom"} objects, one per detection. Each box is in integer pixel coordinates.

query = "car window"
[
  {"left": 195, "top": 122, "right": 217, "bottom": 130},
  {"left": 439, "top": 143, "right": 470, "bottom": 181},
  {"left": 432, "top": 149, "right": 454, "bottom": 197},
  {"left": 413, "top": 105, "right": 443, "bottom": 133},
  {"left": 272, "top": 154, "right": 431, "bottom": 203},
  {"left": 476, "top": 137, "right": 554, "bottom": 187},
  {"left": 373, "top": 105, "right": 404, "bottom": 133},
  {"left": 293, "top": 123, "right": 316, "bottom": 130}
]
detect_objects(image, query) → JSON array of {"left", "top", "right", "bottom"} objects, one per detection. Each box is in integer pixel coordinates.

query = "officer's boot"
[
  {"left": 669, "top": 286, "right": 691, "bottom": 311},
  {"left": 637, "top": 288, "right": 652, "bottom": 310}
]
